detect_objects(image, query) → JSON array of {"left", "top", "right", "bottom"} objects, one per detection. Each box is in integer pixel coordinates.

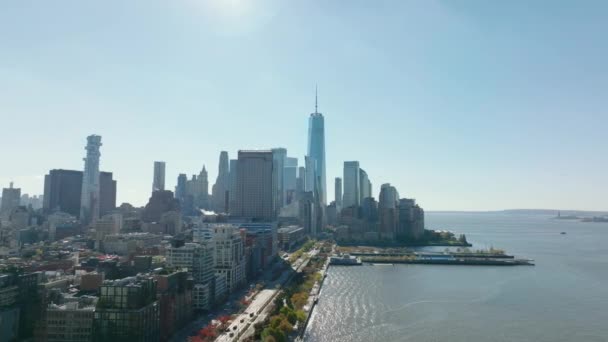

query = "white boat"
[{"left": 330, "top": 254, "right": 362, "bottom": 265}]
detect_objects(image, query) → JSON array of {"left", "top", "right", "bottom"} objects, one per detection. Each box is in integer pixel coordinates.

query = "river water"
[{"left": 304, "top": 212, "right": 608, "bottom": 342}]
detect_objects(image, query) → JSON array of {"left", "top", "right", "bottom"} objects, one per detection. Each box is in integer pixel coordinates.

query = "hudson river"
[{"left": 304, "top": 212, "right": 608, "bottom": 342}]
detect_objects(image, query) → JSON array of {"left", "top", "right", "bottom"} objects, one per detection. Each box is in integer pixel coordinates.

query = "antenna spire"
[{"left": 315, "top": 85, "right": 318, "bottom": 113}]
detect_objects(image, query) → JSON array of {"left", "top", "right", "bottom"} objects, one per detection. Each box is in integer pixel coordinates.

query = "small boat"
[{"left": 560, "top": 232, "right": 567, "bottom": 235}]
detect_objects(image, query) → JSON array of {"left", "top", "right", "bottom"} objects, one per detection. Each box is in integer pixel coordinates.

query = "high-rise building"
[
  {"left": 296, "top": 166, "right": 306, "bottom": 197},
  {"left": 99, "top": 172, "right": 116, "bottom": 216},
  {"left": 343, "top": 161, "right": 360, "bottom": 208},
  {"left": 304, "top": 156, "right": 316, "bottom": 193},
  {"left": 379, "top": 183, "right": 399, "bottom": 240},
  {"left": 234, "top": 150, "right": 274, "bottom": 220},
  {"left": 93, "top": 276, "right": 160, "bottom": 342},
  {"left": 80, "top": 135, "right": 102, "bottom": 225},
  {"left": 1, "top": 182, "right": 21, "bottom": 215},
  {"left": 307, "top": 89, "right": 326, "bottom": 205},
  {"left": 152, "top": 161, "right": 166, "bottom": 192},
  {"left": 299, "top": 192, "right": 316, "bottom": 235},
  {"left": 228, "top": 159, "right": 238, "bottom": 213},
  {"left": 197, "top": 165, "right": 209, "bottom": 209},
  {"left": 212, "top": 151, "right": 230, "bottom": 213},
  {"left": 359, "top": 168, "right": 372, "bottom": 201},
  {"left": 43, "top": 169, "right": 115, "bottom": 218},
  {"left": 334, "top": 177, "right": 342, "bottom": 209},
  {"left": 283, "top": 157, "right": 298, "bottom": 205},
  {"left": 397, "top": 198, "right": 425, "bottom": 241},
  {"left": 271, "top": 148, "right": 287, "bottom": 217},
  {"left": 210, "top": 225, "right": 245, "bottom": 293},
  {"left": 175, "top": 174, "right": 187, "bottom": 203},
  {"left": 183, "top": 166, "right": 209, "bottom": 210},
  {"left": 154, "top": 270, "right": 192, "bottom": 341},
  {"left": 142, "top": 190, "right": 179, "bottom": 223},
  {"left": 165, "top": 242, "right": 213, "bottom": 310}
]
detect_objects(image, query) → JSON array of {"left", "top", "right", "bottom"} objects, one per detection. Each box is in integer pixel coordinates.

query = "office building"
[
  {"left": 155, "top": 270, "right": 192, "bottom": 340},
  {"left": 379, "top": 184, "right": 399, "bottom": 240},
  {"left": 165, "top": 241, "right": 215, "bottom": 310},
  {"left": 152, "top": 161, "right": 166, "bottom": 192},
  {"left": 44, "top": 169, "right": 116, "bottom": 218},
  {"left": 283, "top": 157, "right": 298, "bottom": 205},
  {"left": 210, "top": 225, "right": 245, "bottom": 293},
  {"left": 397, "top": 198, "right": 425, "bottom": 241},
  {"left": 45, "top": 299, "right": 96, "bottom": 342},
  {"left": 334, "top": 177, "right": 342, "bottom": 209},
  {"left": 304, "top": 156, "right": 316, "bottom": 193},
  {"left": 234, "top": 150, "right": 274, "bottom": 220},
  {"left": 277, "top": 225, "right": 305, "bottom": 251},
  {"left": 142, "top": 190, "right": 179, "bottom": 223},
  {"left": 80, "top": 135, "right": 102, "bottom": 225},
  {"left": 228, "top": 159, "right": 238, "bottom": 213},
  {"left": 359, "top": 168, "right": 372, "bottom": 201},
  {"left": 1, "top": 182, "right": 21, "bottom": 215},
  {"left": 93, "top": 276, "right": 160, "bottom": 342},
  {"left": 175, "top": 173, "right": 187, "bottom": 203},
  {"left": 212, "top": 151, "right": 230, "bottom": 213},
  {"left": 343, "top": 161, "right": 360, "bottom": 208},
  {"left": 307, "top": 89, "right": 326, "bottom": 205},
  {"left": 296, "top": 166, "right": 306, "bottom": 197},
  {"left": 99, "top": 172, "right": 116, "bottom": 216},
  {"left": 272, "top": 148, "right": 287, "bottom": 216},
  {"left": 299, "top": 191, "right": 316, "bottom": 235}
]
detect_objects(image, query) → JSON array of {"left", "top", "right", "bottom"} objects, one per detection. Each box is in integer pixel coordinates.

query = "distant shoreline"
[{"left": 428, "top": 209, "right": 608, "bottom": 216}]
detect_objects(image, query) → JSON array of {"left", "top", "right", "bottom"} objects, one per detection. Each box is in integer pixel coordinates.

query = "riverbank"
[{"left": 297, "top": 249, "right": 331, "bottom": 339}]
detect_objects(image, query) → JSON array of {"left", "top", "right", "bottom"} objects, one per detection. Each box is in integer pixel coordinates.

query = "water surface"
[{"left": 304, "top": 212, "right": 608, "bottom": 342}]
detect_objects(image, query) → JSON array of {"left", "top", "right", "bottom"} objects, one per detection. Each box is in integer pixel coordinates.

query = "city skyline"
[{"left": 1, "top": 1, "right": 607, "bottom": 211}]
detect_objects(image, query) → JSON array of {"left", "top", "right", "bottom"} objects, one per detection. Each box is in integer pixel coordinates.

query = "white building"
[
  {"left": 211, "top": 225, "right": 245, "bottom": 293},
  {"left": 166, "top": 242, "right": 215, "bottom": 310}
]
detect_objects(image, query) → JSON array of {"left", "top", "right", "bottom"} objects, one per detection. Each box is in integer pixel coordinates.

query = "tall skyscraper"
[
  {"left": 234, "top": 150, "right": 274, "bottom": 220},
  {"left": 397, "top": 198, "right": 425, "bottom": 241},
  {"left": 307, "top": 88, "right": 326, "bottom": 205},
  {"left": 197, "top": 165, "right": 209, "bottom": 208},
  {"left": 379, "top": 183, "right": 399, "bottom": 240},
  {"left": 228, "top": 159, "right": 238, "bottom": 213},
  {"left": 271, "top": 148, "right": 287, "bottom": 216},
  {"left": 343, "top": 161, "right": 360, "bottom": 208},
  {"left": 175, "top": 174, "right": 187, "bottom": 203},
  {"left": 152, "top": 161, "right": 166, "bottom": 192},
  {"left": 1, "top": 182, "right": 21, "bottom": 215},
  {"left": 99, "top": 172, "right": 117, "bottom": 216},
  {"left": 283, "top": 157, "right": 298, "bottom": 205},
  {"left": 359, "top": 168, "right": 372, "bottom": 201},
  {"left": 335, "top": 177, "right": 342, "bottom": 208},
  {"left": 304, "top": 156, "right": 316, "bottom": 193},
  {"left": 80, "top": 135, "right": 102, "bottom": 225},
  {"left": 296, "top": 166, "right": 306, "bottom": 196},
  {"left": 212, "top": 151, "right": 230, "bottom": 213}
]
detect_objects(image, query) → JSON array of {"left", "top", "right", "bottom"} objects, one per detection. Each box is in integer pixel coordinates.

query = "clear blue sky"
[{"left": 1, "top": 0, "right": 606, "bottom": 211}]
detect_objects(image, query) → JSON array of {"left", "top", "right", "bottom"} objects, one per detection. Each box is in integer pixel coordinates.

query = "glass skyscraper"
[{"left": 307, "top": 90, "right": 326, "bottom": 205}]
